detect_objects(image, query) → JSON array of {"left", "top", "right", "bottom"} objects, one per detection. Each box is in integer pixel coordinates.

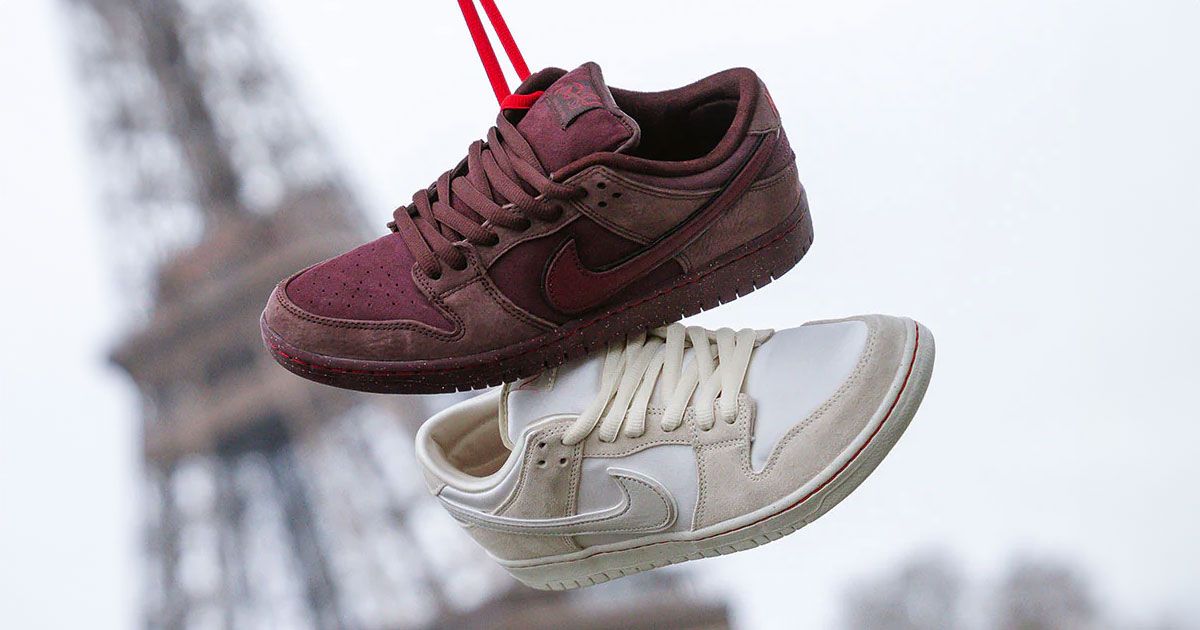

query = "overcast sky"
[{"left": 1, "top": 1, "right": 1198, "bottom": 629}]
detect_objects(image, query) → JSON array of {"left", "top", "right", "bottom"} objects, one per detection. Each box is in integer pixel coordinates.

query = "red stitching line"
[
  {"left": 767, "top": 324, "right": 921, "bottom": 516},
  {"left": 268, "top": 211, "right": 809, "bottom": 378}
]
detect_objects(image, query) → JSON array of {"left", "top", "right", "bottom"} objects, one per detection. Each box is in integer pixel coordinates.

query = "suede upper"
[
  {"left": 515, "top": 64, "right": 640, "bottom": 172},
  {"left": 263, "top": 62, "right": 808, "bottom": 374},
  {"left": 285, "top": 234, "right": 453, "bottom": 328}
]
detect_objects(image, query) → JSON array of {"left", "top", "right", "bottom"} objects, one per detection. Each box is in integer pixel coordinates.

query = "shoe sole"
[
  {"left": 262, "top": 201, "right": 813, "bottom": 394},
  {"left": 500, "top": 318, "right": 935, "bottom": 590}
]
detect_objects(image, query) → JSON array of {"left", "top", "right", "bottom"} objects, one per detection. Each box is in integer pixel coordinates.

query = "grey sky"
[{"left": 1, "top": 1, "right": 1197, "bottom": 628}]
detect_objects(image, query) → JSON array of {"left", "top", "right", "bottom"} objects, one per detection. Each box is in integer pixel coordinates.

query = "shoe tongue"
[
  {"left": 516, "top": 62, "right": 640, "bottom": 173},
  {"left": 497, "top": 357, "right": 603, "bottom": 449},
  {"left": 495, "top": 339, "right": 706, "bottom": 448}
]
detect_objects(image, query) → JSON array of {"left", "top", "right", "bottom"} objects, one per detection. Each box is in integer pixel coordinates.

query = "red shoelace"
[
  {"left": 388, "top": 1, "right": 579, "bottom": 280},
  {"left": 457, "top": 0, "right": 541, "bottom": 107}
]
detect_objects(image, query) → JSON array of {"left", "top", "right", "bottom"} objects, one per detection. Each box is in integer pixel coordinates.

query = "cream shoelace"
[{"left": 562, "top": 324, "right": 772, "bottom": 446}]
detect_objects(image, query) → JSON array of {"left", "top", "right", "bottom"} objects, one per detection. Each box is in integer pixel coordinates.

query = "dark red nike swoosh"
[{"left": 543, "top": 131, "right": 779, "bottom": 315}]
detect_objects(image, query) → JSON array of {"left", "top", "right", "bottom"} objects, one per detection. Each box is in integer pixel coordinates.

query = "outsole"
[
  {"left": 262, "top": 202, "right": 813, "bottom": 394},
  {"left": 503, "top": 320, "right": 935, "bottom": 590}
]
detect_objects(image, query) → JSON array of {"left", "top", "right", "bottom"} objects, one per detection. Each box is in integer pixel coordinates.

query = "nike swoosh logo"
[
  {"left": 437, "top": 468, "right": 677, "bottom": 536},
  {"left": 543, "top": 131, "right": 779, "bottom": 314}
]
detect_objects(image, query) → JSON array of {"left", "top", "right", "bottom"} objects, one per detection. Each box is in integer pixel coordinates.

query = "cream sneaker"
[{"left": 415, "top": 315, "right": 935, "bottom": 590}]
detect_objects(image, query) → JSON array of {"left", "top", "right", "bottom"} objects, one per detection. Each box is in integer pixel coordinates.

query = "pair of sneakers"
[{"left": 260, "top": 1, "right": 935, "bottom": 590}]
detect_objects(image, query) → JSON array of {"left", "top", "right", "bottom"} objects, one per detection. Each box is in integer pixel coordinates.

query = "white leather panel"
[
  {"left": 745, "top": 320, "right": 869, "bottom": 470},
  {"left": 435, "top": 429, "right": 530, "bottom": 511},
  {"left": 573, "top": 444, "right": 698, "bottom": 547}
]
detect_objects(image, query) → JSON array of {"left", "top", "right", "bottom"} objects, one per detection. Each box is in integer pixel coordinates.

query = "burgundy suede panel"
[
  {"left": 517, "top": 63, "right": 637, "bottom": 172},
  {"left": 614, "top": 124, "right": 791, "bottom": 191},
  {"left": 761, "top": 127, "right": 796, "bottom": 179},
  {"left": 591, "top": 129, "right": 791, "bottom": 198},
  {"left": 487, "top": 216, "right": 685, "bottom": 324},
  {"left": 285, "top": 234, "right": 453, "bottom": 328},
  {"left": 619, "top": 134, "right": 759, "bottom": 190},
  {"left": 606, "top": 258, "right": 686, "bottom": 312}
]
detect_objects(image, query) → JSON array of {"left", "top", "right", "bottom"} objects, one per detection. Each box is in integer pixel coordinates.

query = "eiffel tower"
[{"left": 61, "top": 0, "right": 730, "bottom": 628}]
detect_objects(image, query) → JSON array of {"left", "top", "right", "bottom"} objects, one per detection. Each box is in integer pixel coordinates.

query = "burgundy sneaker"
[{"left": 261, "top": 4, "right": 812, "bottom": 393}]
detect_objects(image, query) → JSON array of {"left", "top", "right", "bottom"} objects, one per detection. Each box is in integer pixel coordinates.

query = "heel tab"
[{"left": 749, "top": 76, "right": 782, "bottom": 133}]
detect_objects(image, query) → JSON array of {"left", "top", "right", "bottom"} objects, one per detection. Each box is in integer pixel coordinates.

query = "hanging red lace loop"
[
  {"left": 382, "top": 1, "right": 577, "bottom": 279},
  {"left": 499, "top": 91, "right": 543, "bottom": 110},
  {"left": 457, "top": 0, "right": 535, "bottom": 106}
]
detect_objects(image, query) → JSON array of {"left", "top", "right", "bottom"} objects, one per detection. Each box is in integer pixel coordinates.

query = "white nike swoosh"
[{"left": 438, "top": 468, "right": 677, "bottom": 537}]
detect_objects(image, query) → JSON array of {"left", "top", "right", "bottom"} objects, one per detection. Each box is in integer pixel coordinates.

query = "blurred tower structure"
[{"left": 61, "top": 0, "right": 730, "bottom": 628}]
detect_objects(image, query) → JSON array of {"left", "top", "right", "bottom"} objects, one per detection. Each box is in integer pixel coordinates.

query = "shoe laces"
[
  {"left": 562, "top": 324, "right": 773, "bottom": 446},
  {"left": 387, "top": 0, "right": 582, "bottom": 279}
]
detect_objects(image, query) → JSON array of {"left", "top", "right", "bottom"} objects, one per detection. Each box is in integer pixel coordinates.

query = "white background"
[{"left": 1, "top": 1, "right": 1197, "bottom": 628}]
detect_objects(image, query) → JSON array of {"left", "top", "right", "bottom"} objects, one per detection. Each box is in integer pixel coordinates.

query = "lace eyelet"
[
  {"left": 426, "top": 269, "right": 443, "bottom": 280},
  {"left": 483, "top": 233, "right": 500, "bottom": 246}
]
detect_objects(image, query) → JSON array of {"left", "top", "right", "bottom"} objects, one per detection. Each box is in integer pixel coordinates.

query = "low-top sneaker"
[
  {"left": 415, "top": 315, "right": 934, "bottom": 589},
  {"left": 260, "top": 3, "right": 811, "bottom": 393}
]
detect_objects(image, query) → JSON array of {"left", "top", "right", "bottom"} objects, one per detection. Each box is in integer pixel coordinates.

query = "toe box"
[
  {"left": 283, "top": 234, "right": 452, "bottom": 326},
  {"left": 261, "top": 234, "right": 455, "bottom": 361}
]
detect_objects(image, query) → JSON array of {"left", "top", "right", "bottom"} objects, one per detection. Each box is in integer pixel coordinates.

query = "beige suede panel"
[
  {"left": 581, "top": 408, "right": 695, "bottom": 459},
  {"left": 420, "top": 466, "right": 446, "bottom": 496},
  {"left": 461, "top": 421, "right": 585, "bottom": 561},
  {"left": 678, "top": 162, "right": 805, "bottom": 270},
  {"left": 688, "top": 395, "right": 757, "bottom": 449},
  {"left": 692, "top": 316, "right": 912, "bottom": 529}
]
